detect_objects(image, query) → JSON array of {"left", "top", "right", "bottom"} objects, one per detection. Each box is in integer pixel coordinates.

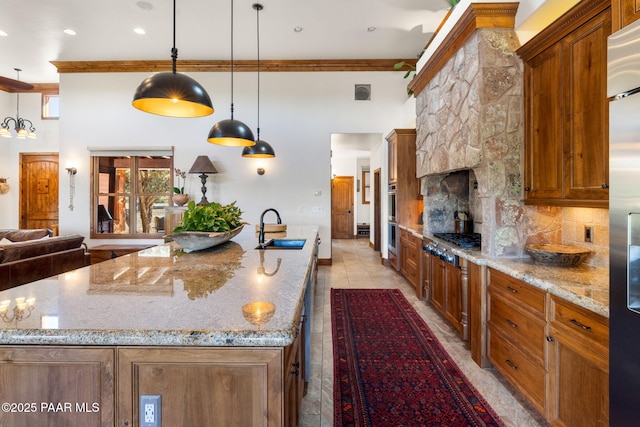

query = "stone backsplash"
[{"left": 414, "top": 26, "right": 609, "bottom": 268}]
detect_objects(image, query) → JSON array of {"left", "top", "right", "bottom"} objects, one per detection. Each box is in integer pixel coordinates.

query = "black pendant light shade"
[
  {"left": 133, "top": 71, "right": 213, "bottom": 118},
  {"left": 208, "top": 118, "right": 255, "bottom": 146},
  {"left": 240, "top": 3, "right": 275, "bottom": 158},
  {"left": 132, "top": 0, "right": 213, "bottom": 118},
  {"left": 242, "top": 138, "right": 275, "bottom": 157},
  {"left": 208, "top": 0, "right": 255, "bottom": 146}
]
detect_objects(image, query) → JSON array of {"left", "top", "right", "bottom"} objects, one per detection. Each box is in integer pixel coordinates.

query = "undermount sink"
[{"left": 256, "top": 238, "right": 306, "bottom": 250}]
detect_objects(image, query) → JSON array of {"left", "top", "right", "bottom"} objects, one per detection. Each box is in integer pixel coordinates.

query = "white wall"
[
  {"left": 52, "top": 70, "right": 411, "bottom": 260},
  {"left": 0, "top": 91, "right": 61, "bottom": 229}
]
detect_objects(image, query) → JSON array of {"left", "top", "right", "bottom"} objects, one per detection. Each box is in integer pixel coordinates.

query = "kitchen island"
[{"left": 0, "top": 225, "right": 319, "bottom": 427}]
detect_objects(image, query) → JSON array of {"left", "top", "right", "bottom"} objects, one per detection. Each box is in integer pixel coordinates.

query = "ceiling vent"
[{"left": 355, "top": 84, "right": 371, "bottom": 101}]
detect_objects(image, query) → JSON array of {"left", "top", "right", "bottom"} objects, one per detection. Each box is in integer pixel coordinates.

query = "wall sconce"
[
  {"left": 0, "top": 297, "right": 36, "bottom": 325},
  {"left": 0, "top": 177, "right": 9, "bottom": 194},
  {"left": 65, "top": 167, "right": 77, "bottom": 211},
  {"left": 257, "top": 167, "right": 265, "bottom": 175}
]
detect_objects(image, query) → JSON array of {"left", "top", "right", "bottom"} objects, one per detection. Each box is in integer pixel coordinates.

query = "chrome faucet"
[{"left": 258, "top": 208, "right": 282, "bottom": 248}]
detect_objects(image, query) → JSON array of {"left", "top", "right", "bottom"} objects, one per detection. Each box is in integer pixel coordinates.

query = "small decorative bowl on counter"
[
  {"left": 525, "top": 243, "right": 591, "bottom": 268},
  {"left": 168, "top": 225, "right": 244, "bottom": 253}
]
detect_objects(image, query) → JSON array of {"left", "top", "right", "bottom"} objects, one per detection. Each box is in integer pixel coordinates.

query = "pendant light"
[
  {"left": 242, "top": 3, "right": 276, "bottom": 158},
  {"left": 132, "top": 0, "right": 213, "bottom": 118},
  {"left": 208, "top": 0, "right": 255, "bottom": 146}
]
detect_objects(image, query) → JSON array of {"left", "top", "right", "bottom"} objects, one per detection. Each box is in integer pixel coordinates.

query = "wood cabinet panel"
[
  {"left": 0, "top": 346, "right": 115, "bottom": 427},
  {"left": 548, "top": 296, "right": 609, "bottom": 427},
  {"left": 613, "top": 0, "right": 640, "bottom": 30},
  {"left": 429, "top": 255, "right": 463, "bottom": 337},
  {"left": 117, "top": 347, "right": 283, "bottom": 427},
  {"left": 524, "top": 43, "right": 564, "bottom": 201},
  {"left": 488, "top": 269, "right": 546, "bottom": 315},
  {"left": 399, "top": 229, "right": 421, "bottom": 295},
  {"left": 518, "top": 0, "right": 611, "bottom": 207},
  {"left": 386, "top": 129, "right": 422, "bottom": 225},
  {"left": 563, "top": 8, "right": 611, "bottom": 201}
]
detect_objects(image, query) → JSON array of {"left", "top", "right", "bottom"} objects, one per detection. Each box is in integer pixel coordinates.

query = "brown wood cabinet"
[
  {"left": 468, "top": 261, "right": 489, "bottom": 367},
  {"left": 0, "top": 347, "right": 115, "bottom": 427},
  {"left": 399, "top": 229, "right": 421, "bottom": 296},
  {"left": 518, "top": 0, "right": 611, "bottom": 208},
  {"left": 487, "top": 268, "right": 548, "bottom": 416},
  {"left": 612, "top": 0, "right": 640, "bottom": 31},
  {"left": 548, "top": 296, "right": 609, "bottom": 427},
  {"left": 429, "top": 255, "right": 463, "bottom": 338},
  {"left": 386, "top": 129, "right": 422, "bottom": 225}
]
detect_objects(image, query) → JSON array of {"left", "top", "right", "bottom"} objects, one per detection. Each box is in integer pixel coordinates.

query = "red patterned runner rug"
[{"left": 332, "top": 288, "right": 505, "bottom": 427}]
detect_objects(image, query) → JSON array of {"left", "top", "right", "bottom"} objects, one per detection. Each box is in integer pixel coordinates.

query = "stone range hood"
[{"left": 413, "top": 3, "right": 560, "bottom": 257}]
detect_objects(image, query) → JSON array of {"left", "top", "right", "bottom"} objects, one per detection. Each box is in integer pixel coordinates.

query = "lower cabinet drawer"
[
  {"left": 488, "top": 328, "right": 547, "bottom": 415},
  {"left": 488, "top": 293, "right": 546, "bottom": 365}
]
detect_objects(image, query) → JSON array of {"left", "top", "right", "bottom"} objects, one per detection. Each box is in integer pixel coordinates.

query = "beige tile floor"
[{"left": 301, "top": 238, "right": 549, "bottom": 427}]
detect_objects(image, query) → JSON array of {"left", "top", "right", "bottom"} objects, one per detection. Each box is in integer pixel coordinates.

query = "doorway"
[
  {"left": 331, "top": 176, "right": 354, "bottom": 239},
  {"left": 374, "top": 168, "right": 381, "bottom": 252},
  {"left": 20, "top": 153, "right": 59, "bottom": 232}
]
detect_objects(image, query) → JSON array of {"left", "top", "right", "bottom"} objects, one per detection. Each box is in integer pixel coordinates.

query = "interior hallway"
[{"left": 301, "top": 238, "right": 549, "bottom": 427}]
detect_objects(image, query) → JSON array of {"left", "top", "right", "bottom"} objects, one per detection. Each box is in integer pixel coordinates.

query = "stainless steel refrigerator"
[{"left": 609, "top": 17, "right": 640, "bottom": 426}]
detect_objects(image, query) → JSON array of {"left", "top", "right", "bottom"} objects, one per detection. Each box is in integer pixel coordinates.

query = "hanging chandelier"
[
  {"left": 242, "top": 3, "right": 275, "bottom": 158},
  {"left": 0, "top": 69, "right": 36, "bottom": 139},
  {"left": 208, "top": 0, "right": 255, "bottom": 146}
]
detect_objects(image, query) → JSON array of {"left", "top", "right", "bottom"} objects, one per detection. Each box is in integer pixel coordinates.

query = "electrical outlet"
[
  {"left": 140, "top": 395, "right": 161, "bottom": 427},
  {"left": 584, "top": 226, "right": 594, "bottom": 243}
]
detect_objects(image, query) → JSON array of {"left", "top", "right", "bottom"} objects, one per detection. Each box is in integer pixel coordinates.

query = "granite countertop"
[
  {"left": 0, "top": 226, "right": 319, "bottom": 347},
  {"left": 399, "top": 224, "right": 609, "bottom": 318}
]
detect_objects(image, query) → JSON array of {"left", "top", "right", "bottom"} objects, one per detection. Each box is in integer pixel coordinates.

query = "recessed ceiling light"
[
  {"left": 134, "top": 28, "right": 146, "bottom": 35},
  {"left": 0, "top": 30, "right": 7, "bottom": 37},
  {"left": 136, "top": 1, "right": 154, "bottom": 11},
  {"left": 63, "top": 29, "right": 77, "bottom": 36},
  {"left": 294, "top": 27, "right": 303, "bottom": 33},
  {"left": 367, "top": 26, "right": 377, "bottom": 32}
]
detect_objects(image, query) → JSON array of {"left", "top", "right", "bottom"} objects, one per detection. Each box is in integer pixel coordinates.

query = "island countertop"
[{"left": 0, "top": 225, "right": 319, "bottom": 347}]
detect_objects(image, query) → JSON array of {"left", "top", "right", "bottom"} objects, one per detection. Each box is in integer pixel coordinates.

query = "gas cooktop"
[{"left": 433, "top": 233, "right": 482, "bottom": 248}]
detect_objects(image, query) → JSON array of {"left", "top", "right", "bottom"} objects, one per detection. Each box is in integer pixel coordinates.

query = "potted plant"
[
  {"left": 170, "top": 201, "right": 246, "bottom": 252},
  {"left": 172, "top": 168, "right": 189, "bottom": 206}
]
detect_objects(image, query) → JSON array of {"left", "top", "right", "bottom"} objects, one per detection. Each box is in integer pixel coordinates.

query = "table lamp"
[{"left": 189, "top": 156, "right": 218, "bottom": 205}]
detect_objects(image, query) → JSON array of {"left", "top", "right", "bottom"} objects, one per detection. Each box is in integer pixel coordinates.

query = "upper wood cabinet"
[
  {"left": 612, "top": 0, "right": 640, "bottom": 31},
  {"left": 517, "top": 0, "right": 611, "bottom": 208},
  {"left": 386, "top": 129, "right": 422, "bottom": 225}
]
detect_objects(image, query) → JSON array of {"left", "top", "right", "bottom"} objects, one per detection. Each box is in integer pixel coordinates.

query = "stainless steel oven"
[
  {"left": 388, "top": 221, "right": 398, "bottom": 256},
  {"left": 388, "top": 184, "right": 397, "bottom": 223}
]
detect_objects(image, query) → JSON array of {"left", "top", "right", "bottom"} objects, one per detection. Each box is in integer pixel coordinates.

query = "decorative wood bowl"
[
  {"left": 168, "top": 225, "right": 244, "bottom": 253},
  {"left": 525, "top": 243, "right": 591, "bottom": 268}
]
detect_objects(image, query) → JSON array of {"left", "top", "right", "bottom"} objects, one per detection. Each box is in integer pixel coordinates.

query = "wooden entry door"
[
  {"left": 20, "top": 153, "right": 59, "bottom": 231},
  {"left": 373, "top": 168, "right": 381, "bottom": 252},
  {"left": 331, "top": 176, "right": 354, "bottom": 239}
]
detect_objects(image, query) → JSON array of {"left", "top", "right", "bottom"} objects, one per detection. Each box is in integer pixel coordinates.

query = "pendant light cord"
[
  {"left": 230, "top": 0, "right": 235, "bottom": 119},
  {"left": 171, "top": 0, "right": 177, "bottom": 74},
  {"left": 256, "top": 3, "right": 261, "bottom": 140}
]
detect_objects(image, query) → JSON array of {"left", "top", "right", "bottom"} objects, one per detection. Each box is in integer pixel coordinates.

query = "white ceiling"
[{"left": 0, "top": 0, "right": 451, "bottom": 84}]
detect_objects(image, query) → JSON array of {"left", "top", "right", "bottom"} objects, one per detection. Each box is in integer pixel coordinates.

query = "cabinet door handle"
[
  {"left": 506, "top": 286, "right": 519, "bottom": 294},
  {"left": 290, "top": 369, "right": 300, "bottom": 376},
  {"left": 570, "top": 318, "right": 592, "bottom": 331},
  {"left": 602, "top": 183, "right": 609, "bottom": 189},
  {"left": 505, "top": 359, "right": 518, "bottom": 370},
  {"left": 505, "top": 319, "right": 518, "bottom": 329},
  {"left": 525, "top": 186, "right": 530, "bottom": 191},
  {"left": 546, "top": 336, "right": 555, "bottom": 342},
  {"left": 292, "top": 362, "right": 300, "bottom": 368}
]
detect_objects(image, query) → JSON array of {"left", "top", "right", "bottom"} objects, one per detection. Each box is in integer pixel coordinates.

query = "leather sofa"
[{"left": 0, "top": 229, "right": 91, "bottom": 291}]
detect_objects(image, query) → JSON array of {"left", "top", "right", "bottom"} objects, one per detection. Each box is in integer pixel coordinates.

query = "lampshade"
[
  {"left": 188, "top": 155, "right": 217, "bottom": 174},
  {"left": 131, "top": 0, "right": 213, "bottom": 118},
  {"left": 241, "top": 139, "right": 275, "bottom": 158},
  {"left": 132, "top": 71, "right": 213, "bottom": 118},
  {"left": 240, "top": 3, "right": 275, "bottom": 158},
  {"left": 207, "top": 0, "right": 254, "bottom": 146},
  {"left": 208, "top": 119, "right": 255, "bottom": 147}
]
